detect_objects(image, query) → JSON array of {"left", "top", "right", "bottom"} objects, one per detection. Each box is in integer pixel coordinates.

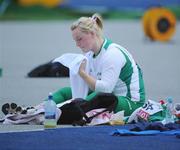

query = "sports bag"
[{"left": 57, "top": 93, "right": 118, "bottom": 126}]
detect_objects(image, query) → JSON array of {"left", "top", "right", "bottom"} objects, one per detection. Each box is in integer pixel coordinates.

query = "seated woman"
[{"left": 50, "top": 13, "right": 146, "bottom": 116}]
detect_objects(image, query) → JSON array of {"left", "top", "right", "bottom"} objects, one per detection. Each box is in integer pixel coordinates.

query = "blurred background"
[{"left": 0, "top": 0, "right": 180, "bottom": 115}]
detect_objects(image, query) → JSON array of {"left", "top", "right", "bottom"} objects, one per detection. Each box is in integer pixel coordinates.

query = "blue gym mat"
[{"left": 0, "top": 125, "right": 179, "bottom": 150}]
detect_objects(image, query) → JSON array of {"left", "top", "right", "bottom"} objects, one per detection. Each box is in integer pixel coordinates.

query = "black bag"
[
  {"left": 27, "top": 62, "right": 69, "bottom": 77},
  {"left": 57, "top": 93, "right": 118, "bottom": 126}
]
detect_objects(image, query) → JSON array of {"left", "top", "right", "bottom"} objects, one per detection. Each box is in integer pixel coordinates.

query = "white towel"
[{"left": 53, "top": 53, "right": 89, "bottom": 99}]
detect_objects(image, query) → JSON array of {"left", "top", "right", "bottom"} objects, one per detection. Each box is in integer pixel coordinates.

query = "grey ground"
[
  {"left": 0, "top": 124, "right": 75, "bottom": 133},
  {"left": 0, "top": 20, "right": 180, "bottom": 122}
]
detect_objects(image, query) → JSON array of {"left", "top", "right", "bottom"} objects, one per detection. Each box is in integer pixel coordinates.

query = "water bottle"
[
  {"left": 165, "top": 97, "right": 174, "bottom": 124},
  {"left": 44, "top": 93, "right": 57, "bottom": 128}
]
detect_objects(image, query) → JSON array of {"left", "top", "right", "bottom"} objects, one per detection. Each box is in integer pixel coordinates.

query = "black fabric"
[
  {"left": 57, "top": 93, "right": 118, "bottom": 126},
  {"left": 27, "top": 62, "right": 69, "bottom": 77},
  {"left": 130, "top": 122, "right": 180, "bottom": 132},
  {"left": 176, "top": 133, "right": 180, "bottom": 139},
  {"left": 57, "top": 99, "right": 87, "bottom": 125}
]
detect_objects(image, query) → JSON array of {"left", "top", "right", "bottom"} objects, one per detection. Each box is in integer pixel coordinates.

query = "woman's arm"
[
  {"left": 79, "top": 48, "right": 125, "bottom": 93},
  {"left": 95, "top": 48, "right": 125, "bottom": 93}
]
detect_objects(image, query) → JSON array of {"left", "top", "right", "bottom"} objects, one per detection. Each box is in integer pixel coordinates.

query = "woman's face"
[{"left": 72, "top": 27, "right": 94, "bottom": 53}]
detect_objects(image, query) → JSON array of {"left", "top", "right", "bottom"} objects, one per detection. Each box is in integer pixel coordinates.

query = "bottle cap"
[
  {"left": 167, "top": 97, "right": 173, "bottom": 103},
  {"left": 48, "top": 92, "right": 53, "bottom": 100},
  {"left": 159, "top": 100, "right": 165, "bottom": 105}
]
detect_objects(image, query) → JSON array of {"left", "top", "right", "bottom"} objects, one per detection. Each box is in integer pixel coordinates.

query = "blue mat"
[{"left": 0, "top": 125, "right": 180, "bottom": 150}]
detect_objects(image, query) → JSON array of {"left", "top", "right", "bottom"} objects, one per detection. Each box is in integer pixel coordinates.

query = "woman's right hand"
[
  {"left": 78, "top": 59, "right": 96, "bottom": 90},
  {"left": 79, "top": 59, "right": 87, "bottom": 76}
]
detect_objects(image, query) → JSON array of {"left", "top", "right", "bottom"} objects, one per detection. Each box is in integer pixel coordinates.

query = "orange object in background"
[
  {"left": 142, "top": 7, "right": 159, "bottom": 40},
  {"left": 41, "top": 0, "right": 63, "bottom": 8},
  {"left": 18, "top": 0, "right": 63, "bottom": 7},
  {"left": 142, "top": 7, "right": 176, "bottom": 42}
]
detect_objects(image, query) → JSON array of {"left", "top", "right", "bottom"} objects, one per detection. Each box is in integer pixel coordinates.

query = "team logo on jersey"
[
  {"left": 97, "top": 72, "right": 102, "bottom": 80},
  {"left": 90, "top": 68, "right": 92, "bottom": 73}
]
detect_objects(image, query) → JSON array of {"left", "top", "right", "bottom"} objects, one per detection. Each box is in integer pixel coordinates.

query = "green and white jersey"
[{"left": 85, "top": 38, "right": 145, "bottom": 102}]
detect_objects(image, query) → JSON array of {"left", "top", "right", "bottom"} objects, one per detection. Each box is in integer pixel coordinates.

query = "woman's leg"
[
  {"left": 86, "top": 93, "right": 145, "bottom": 116},
  {"left": 85, "top": 91, "right": 98, "bottom": 101},
  {"left": 115, "top": 96, "right": 145, "bottom": 116},
  {"left": 50, "top": 87, "right": 72, "bottom": 104}
]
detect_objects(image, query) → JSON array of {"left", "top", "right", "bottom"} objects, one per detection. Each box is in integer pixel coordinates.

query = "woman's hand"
[
  {"left": 79, "top": 59, "right": 87, "bottom": 76},
  {"left": 78, "top": 59, "right": 96, "bottom": 90}
]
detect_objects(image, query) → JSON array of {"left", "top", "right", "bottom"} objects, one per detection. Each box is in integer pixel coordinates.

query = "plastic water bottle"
[
  {"left": 165, "top": 97, "right": 174, "bottom": 124},
  {"left": 44, "top": 93, "right": 57, "bottom": 128}
]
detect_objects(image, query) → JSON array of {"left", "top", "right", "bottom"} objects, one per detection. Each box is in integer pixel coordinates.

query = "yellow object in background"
[
  {"left": 18, "top": 0, "right": 64, "bottom": 8},
  {"left": 142, "top": 7, "right": 176, "bottom": 42},
  {"left": 41, "top": 0, "right": 63, "bottom": 8},
  {"left": 142, "top": 7, "right": 159, "bottom": 40}
]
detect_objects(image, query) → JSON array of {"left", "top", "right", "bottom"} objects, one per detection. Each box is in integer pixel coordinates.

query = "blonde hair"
[{"left": 71, "top": 13, "right": 103, "bottom": 37}]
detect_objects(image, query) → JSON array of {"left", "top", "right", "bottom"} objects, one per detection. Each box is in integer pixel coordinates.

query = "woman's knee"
[
  {"left": 53, "top": 87, "right": 72, "bottom": 104},
  {"left": 115, "top": 97, "right": 144, "bottom": 116}
]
